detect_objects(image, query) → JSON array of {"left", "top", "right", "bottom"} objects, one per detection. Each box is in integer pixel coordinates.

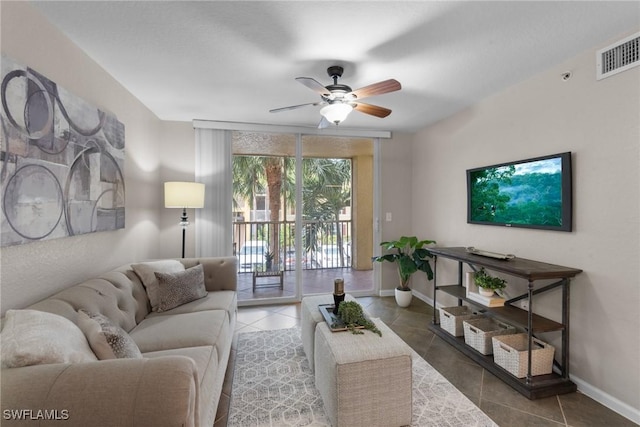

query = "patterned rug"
[{"left": 228, "top": 327, "right": 497, "bottom": 427}]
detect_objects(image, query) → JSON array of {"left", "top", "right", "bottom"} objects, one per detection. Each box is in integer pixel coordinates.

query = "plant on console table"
[
  {"left": 473, "top": 268, "right": 507, "bottom": 297},
  {"left": 373, "top": 236, "right": 436, "bottom": 307}
]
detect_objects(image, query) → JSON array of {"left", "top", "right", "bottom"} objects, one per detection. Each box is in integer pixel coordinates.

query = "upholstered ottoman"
[
  {"left": 314, "top": 319, "right": 413, "bottom": 427},
  {"left": 300, "top": 293, "right": 357, "bottom": 372}
]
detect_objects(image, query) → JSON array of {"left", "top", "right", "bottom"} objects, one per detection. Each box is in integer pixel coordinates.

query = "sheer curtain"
[{"left": 194, "top": 127, "right": 233, "bottom": 257}]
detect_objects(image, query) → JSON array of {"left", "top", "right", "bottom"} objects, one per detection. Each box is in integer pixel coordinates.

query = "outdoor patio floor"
[{"left": 236, "top": 267, "right": 373, "bottom": 302}]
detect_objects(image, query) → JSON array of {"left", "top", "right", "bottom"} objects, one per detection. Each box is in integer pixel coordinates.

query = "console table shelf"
[
  {"left": 430, "top": 326, "right": 578, "bottom": 399},
  {"left": 437, "top": 285, "right": 564, "bottom": 332},
  {"left": 428, "top": 246, "right": 582, "bottom": 399}
]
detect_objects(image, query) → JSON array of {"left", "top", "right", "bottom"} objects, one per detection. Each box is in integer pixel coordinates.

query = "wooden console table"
[
  {"left": 252, "top": 270, "right": 284, "bottom": 292},
  {"left": 429, "top": 246, "right": 582, "bottom": 399}
]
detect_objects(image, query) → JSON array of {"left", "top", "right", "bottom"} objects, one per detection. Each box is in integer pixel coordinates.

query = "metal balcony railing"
[{"left": 233, "top": 220, "right": 352, "bottom": 273}]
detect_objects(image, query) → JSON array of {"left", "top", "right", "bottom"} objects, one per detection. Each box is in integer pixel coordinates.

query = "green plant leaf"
[{"left": 376, "top": 236, "right": 437, "bottom": 288}]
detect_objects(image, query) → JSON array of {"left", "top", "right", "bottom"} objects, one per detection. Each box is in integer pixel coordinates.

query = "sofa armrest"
[{"left": 1, "top": 356, "right": 198, "bottom": 427}]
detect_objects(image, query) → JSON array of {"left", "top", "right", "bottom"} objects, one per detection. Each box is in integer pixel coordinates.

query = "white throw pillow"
[
  {"left": 77, "top": 311, "right": 142, "bottom": 359},
  {"left": 131, "top": 260, "right": 185, "bottom": 311},
  {"left": 1, "top": 309, "right": 97, "bottom": 368}
]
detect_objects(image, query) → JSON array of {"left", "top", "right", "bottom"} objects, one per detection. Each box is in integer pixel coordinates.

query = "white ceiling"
[{"left": 32, "top": 1, "right": 639, "bottom": 133}]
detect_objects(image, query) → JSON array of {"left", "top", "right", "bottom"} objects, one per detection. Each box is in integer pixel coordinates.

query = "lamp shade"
[
  {"left": 320, "top": 103, "right": 353, "bottom": 125},
  {"left": 164, "top": 182, "right": 205, "bottom": 208}
]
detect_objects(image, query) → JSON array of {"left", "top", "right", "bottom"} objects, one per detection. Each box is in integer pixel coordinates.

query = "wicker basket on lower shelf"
[
  {"left": 462, "top": 318, "right": 516, "bottom": 355},
  {"left": 492, "top": 333, "right": 555, "bottom": 378},
  {"left": 439, "top": 306, "right": 482, "bottom": 337}
]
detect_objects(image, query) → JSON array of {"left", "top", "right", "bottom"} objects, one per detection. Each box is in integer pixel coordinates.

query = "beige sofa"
[{"left": 1, "top": 257, "right": 237, "bottom": 427}]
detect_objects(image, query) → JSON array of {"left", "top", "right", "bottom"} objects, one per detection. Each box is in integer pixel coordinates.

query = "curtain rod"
[{"left": 192, "top": 119, "right": 392, "bottom": 139}]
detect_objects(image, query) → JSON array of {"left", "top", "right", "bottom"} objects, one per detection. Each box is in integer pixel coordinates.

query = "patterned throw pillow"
[
  {"left": 154, "top": 264, "right": 208, "bottom": 312},
  {"left": 1, "top": 309, "right": 97, "bottom": 368},
  {"left": 77, "top": 311, "right": 143, "bottom": 359},
  {"left": 131, "top": 260, "right": 186, "bottom": 312}
]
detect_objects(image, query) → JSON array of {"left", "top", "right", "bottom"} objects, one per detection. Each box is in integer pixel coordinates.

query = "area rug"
[{"left": 228, "top": 327, "right": 497, "bottom": 427}]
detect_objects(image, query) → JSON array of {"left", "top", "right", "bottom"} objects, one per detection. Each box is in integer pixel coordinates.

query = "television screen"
[{"left": 467, "top": 152, "right": 572, "bottom": 232}]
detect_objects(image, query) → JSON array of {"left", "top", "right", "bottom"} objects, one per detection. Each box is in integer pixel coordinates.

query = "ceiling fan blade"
[
  {"left": 353, "top": 102, "right": 392, "bottom": 118},
  {"left": 317, "top": 116, "right": 331, "bottom": 129},
  {"left": 350, "top": 79, "right": 401, "bottom": 100},
  {"left": 296, "top": 77, "right": 331, "bottom": 97},
  {"left": 269, "top": 102, "right": 323, "bottom": 113}
]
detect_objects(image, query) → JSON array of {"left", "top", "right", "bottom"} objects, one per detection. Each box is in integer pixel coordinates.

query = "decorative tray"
[
  {"left": 318, "top": 304, "right": 364, "bottom": 332},
  {"left": 466, "top": 246, "right": 516, "bottom": 260}
]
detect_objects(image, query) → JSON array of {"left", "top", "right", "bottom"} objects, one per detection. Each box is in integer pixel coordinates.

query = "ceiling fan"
[{"left": 269, "top": 65, "right": 401, "bottom": 128}]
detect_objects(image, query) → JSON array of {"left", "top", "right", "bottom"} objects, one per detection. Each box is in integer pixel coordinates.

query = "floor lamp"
[{"left": 164, "top": 182, "right": 205, "bottom": 258}]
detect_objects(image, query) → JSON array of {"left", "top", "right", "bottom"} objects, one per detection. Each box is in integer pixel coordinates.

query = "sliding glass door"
[
  {"left": 301, "top": 135, "right": 374, "bottom": 297},
  {"left": 231, "top": 131, "right": 374, "bottom": 304}
]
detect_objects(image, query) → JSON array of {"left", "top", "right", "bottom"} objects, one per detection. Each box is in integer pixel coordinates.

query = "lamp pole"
[
  {"left": 164, "top": 181, "right": 204, "bottom": 259},
  {"left": 180, "top": 207, "right": 189, "bottom": 258}
]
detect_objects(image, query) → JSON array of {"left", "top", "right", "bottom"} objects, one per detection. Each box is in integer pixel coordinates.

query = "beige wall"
[
  {"left": 352, "top": 154, "right": 373, "bottom": 270},
  {"left": 158, "top": 120, "right": 197, "bottom": 259},
  {"left": 0, "top": 2, "right": 163, "bottom": 314},
  {"left": 409, "top": 31, "right": 640, "bottom": 415},
  {"left": 378, "top": 133, "right": 415, "bottom": 290}
]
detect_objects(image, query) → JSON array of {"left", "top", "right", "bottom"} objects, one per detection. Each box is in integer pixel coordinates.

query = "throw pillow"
[
  {"left": 131, "top": 260, "right": 185, "bottom": 311},
  {"left": 77, "top": 311, "right": 143, "bottom": 360},
  {"left": 1, "top": 309, "right": 97, "bottom": 368},
  {"left": 154, "top": 264, "right": 208, "bottom": 312}
]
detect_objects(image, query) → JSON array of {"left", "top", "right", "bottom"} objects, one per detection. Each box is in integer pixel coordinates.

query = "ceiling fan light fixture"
[{"left": 320, "top": 103, "right": 353, "bottom": 125}]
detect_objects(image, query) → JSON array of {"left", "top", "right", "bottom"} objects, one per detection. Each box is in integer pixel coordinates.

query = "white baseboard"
[
  {"left": 378, "top": 289, "right": 436, "bottom": 306},
  {"left": 570, "top": 375, "right": 640, "bottom": 424},
  {"left": 412, "top": 289, "right": 435, "bottom": 307},
  {"left": 377, "top": 290, "right": 640, "bottom": 424}
]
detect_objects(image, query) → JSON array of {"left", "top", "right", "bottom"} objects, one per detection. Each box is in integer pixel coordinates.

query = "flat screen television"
[{"left": 467, "top": 152, "right": 572, "bottom": 232}]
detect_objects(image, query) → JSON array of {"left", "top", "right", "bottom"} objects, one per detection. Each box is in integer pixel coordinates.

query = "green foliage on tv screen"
[{"left": 470, "top": 164, "right": 563, "bottom": 227}]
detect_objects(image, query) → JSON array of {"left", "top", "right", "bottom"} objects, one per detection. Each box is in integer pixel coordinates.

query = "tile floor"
[{"left": 215, "top": 297, "right": 637, "bottom": 427}]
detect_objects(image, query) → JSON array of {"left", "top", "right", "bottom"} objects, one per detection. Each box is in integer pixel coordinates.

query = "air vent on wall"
[{"left": 596, "top": 32, "right": 640, "bottom": 80}]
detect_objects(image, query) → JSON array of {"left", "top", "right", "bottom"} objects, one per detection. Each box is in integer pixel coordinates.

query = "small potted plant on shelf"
[
  {"left": 473, "top": 268, "right": 507, "bottom": 297},
  {"left": 372, "top": 236, "right": 436, "bottom": 307}
]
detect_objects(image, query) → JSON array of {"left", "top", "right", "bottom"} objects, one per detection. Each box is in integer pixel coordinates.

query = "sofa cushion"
[
  {"left": 130, "top": 310, "right": 229, "bottom": 353},
  {"left": 132, "top": 260, "right": 185, "bottom": 312},
  {"left": 146, "top": 290, "right": 237, "bottom": 320},
  {"left": 77, "top": 311, "right": 143, "bottom": 359},
  {"left": 155, "top": 264, "right": 207, "bottom": 312},
  {"left": 1, "top": 310, "right": 97, "bottom": 368}
]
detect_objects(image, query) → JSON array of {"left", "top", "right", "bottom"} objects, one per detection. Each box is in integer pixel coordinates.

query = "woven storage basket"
[
  {"left": 462, "top": 318, "right": 516, "bottom": 355},
  {"left": 439, "top": 306, "right": 481, "bottom": 337},
  {"left": 492, "top": 333, "right": 555, "bottom": 378}
]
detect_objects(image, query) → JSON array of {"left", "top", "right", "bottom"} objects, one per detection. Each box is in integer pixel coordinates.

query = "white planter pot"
[
  {"left": 478, "top": 288, "right": 495, "bottom": 297},
  {"left": 395, "top": 288, "right": 413, "bottom": 307}
]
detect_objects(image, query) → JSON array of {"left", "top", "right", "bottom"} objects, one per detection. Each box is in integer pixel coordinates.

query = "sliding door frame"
[{"left": 194, "top": 120, "right": 390, "bottom": 306}]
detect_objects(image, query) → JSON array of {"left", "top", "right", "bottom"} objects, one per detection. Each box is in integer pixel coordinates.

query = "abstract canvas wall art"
[{"left": 1, "top": 55, "right": 125, "bottom": 247}]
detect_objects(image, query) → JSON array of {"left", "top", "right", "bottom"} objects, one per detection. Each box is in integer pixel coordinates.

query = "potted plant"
[
  {"left": 473, "top": 268, "right": 507, "bottom": 297},
  {"left": 373, "top": 236, "right": 436, "bottom": 307},
  {"left": 264, "top": 251, "right": 275, "bottom": 271}
]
